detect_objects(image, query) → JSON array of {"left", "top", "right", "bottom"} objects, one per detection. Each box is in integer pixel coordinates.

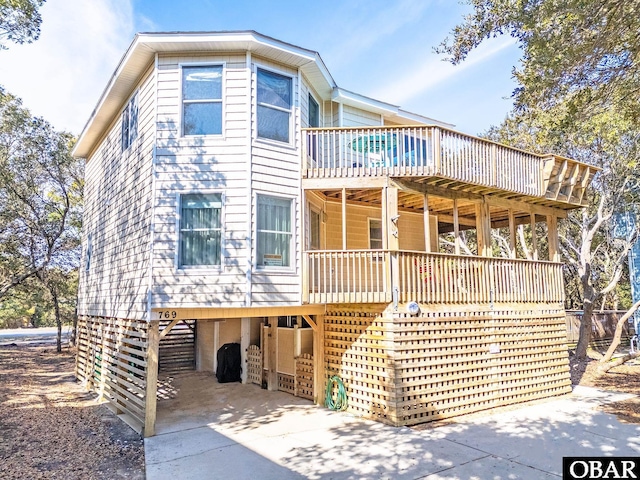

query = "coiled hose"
[{"left": 325, "top": 375, "right": 348, "bottom": 411}]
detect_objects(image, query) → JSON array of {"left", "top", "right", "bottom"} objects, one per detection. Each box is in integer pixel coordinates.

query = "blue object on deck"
[{"left": 350, "top": 133, "right": 429, "bottom": 167}]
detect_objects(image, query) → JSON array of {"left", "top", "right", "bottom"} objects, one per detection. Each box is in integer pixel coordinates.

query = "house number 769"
[{"left": 158, "top": 311, "right": 177, "bottom": 319}]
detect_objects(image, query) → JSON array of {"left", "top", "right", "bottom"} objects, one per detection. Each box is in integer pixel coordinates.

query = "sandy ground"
[
  {"left": 569, "top": 349, "right": 640, "bottom": 423},
  {"left": 0, "top": 344, "right": 145, "bottom": 480}
]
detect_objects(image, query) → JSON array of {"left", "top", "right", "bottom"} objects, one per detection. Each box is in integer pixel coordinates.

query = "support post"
[
  {"left": 313, "top": 314, "right": 325, "bottom": 406},
  {"left": 530, "top": 213, "right": 539, "bottom": 260},
  {"left": 476, "top": 202, "right": 492, "bottom": 257},
  {"left": 387, "top": 187, "right": 400, "bottom": 306},
  {"left": 387, "top": 187, "right": 399, "bottom": 251},
  {"left": 547, "top": 215, "right": 560, "bottom": 262},
  {"left": 267, "top": 317, "right": 278, "bottom": 391},
  {"left": 508, "top": 208, "right": 516, "bottom": 259},
  {"left": 144, "top": 320, "right": 159, "bottom": 437},
  {"left": 453, "top": 198, "right": 461, "bottom": 255},
  {"left": 341, "top": 188, "right": 347, "bottom": 250},
  {"left": 240, "top": 317, "right": 250, "bottom": 384},
  {"left": 423, "top": 194, "right": 431, "bottom": 253}
]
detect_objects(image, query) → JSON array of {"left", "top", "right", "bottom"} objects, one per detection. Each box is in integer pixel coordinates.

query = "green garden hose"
[{"left": 325, "top": 375, "right": 348, "bottom": 411}]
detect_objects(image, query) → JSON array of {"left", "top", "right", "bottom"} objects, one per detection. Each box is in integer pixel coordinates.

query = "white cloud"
[
  {"left": 0, "top": 0, "right": 136, "bottom": 134},
  {"left": 370, "top": 36, "right": 516, "bottom": 105}
]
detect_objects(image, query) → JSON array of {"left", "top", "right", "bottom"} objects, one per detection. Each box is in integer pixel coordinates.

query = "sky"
[{"left": 0, "top": 0, "right": 522, "bottom": 137}]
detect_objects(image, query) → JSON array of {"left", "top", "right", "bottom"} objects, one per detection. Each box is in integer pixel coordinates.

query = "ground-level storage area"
[{"left": 76, "top": 303, "right": 572, "bottom": 435}]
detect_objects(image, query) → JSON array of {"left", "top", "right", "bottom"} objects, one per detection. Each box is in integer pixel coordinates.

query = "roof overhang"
[
  {"left": 72, "top": 30, "right": 337, "bottom": 158},
  {"left": 331, "top": 88, "right": 454, "bottom": 128}
]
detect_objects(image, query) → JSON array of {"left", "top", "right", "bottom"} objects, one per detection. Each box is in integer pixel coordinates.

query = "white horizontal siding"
[
  {"left": 151, "top": 53, "right": 251, "bottom": 310},
  {"left": 342, "top": 105, "right": 382, "bottom": 127},
  {"left": 78, "top": 66, "right": 156, "bottom": 321}
]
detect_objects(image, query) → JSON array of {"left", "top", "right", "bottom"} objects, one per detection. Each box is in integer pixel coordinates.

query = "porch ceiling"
[{"left": 315, "top": 176, "right": 562, "bottom": 233}]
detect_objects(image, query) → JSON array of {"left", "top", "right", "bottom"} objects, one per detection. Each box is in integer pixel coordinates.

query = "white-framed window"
[
  {"left": 179, "top": 193, "right": 223, "bottom": 267},
  {"left": 257, "top": 68, "right": 292, "bottom": 143},
  {"left": 257, "top": 194, "right": 293, "bottom": 268},
  {"left": 308, "top": 93, "right": 320, "bottom": 128},
  {"left": 182, "top": 65, "right": 223, "bottom": 136},
  {"left": 369, "top": 218, "right": 383, "bottom": 249},
  {"left": 121, "top": 91, "right": 138, "bottom": 151}
]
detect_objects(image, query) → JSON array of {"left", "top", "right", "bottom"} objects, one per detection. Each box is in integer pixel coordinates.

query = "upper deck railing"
[{"left": 303, "top": 125, "right": 550, "bottom": 197}]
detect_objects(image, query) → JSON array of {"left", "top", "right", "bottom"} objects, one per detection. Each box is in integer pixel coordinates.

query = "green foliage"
[
  {"left": 0, "top": 87, "right": 83, "bottom": 306},
  {"left": 439, "top": 0, "right": 640, "bottom": 125},
  {"left": 0, "top": 270, "right": 78, "bottom": 328},
  {"left": 0, "top": 0, "right": 45, "bottom": 49}
]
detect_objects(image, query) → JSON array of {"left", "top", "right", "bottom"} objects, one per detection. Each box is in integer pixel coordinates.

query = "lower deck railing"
[{"left": 305, "top": 250, "right": 564, "bottom": 305}]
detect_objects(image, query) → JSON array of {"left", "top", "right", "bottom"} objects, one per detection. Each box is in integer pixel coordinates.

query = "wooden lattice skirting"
[
  {"left": 75, "top": 316, "right": 148, "bottom": 431},
  {"left": 295, "top": 354, "right": 314, "bottom": 400},
  {"left": 324, "top": 304, "right": 572, "bottom": 427},
  {"left": 247, "top": 345, "right": 263, "bottom": 386}
]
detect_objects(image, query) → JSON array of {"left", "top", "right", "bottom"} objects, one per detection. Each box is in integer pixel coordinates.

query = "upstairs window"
[
  {"left": 121, "top": 92, "right": 138, "bottom": 151},
  {"left": 257, "top": 68, "right": 292, "bottom": 143},
  {"left": 180, "top": 193, "right": 222, "bottom": 267},
  {"left": 308, "top": 93, "right": 320, "bottom": 128},
  {"left": 182, "top": 65, "right": 223, "bottom": 136},
  {"left": 257, "top": 195, "right": 292, "bottom": 268}
]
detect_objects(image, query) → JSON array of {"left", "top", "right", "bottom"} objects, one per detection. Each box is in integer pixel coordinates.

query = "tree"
[
  {"left": 486, "top": 109, "right": 640, "bottom": 359},
  {"left": 442, "top": 0, "right": 640, "bottom": 360},
  {"left": 36, "top": 268, "right": 78, "bottom": 352},
  {"left": 0, "top": 0, "right": 46, "bottom": 49},
  {"left": 439, "top": 0, "right": 640, "bottom": 126},
  {"left": 0, "top": 87, "right": 83, "bottom": 306}
]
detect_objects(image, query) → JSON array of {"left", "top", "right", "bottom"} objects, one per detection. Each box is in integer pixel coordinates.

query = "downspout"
[
  {"left": 297, "top": 67, "right": 304, "bottom": 303},
  {"left": 245, "top": 51, "right": 253, "bottom": 307},
  {"left": 147, "top": 52, "right": 159, "bottom": 321}
]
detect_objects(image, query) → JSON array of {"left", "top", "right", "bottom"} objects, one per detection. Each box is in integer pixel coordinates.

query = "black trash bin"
[{"left": 216, "top": 343, "right": 242, "bottom": 383}]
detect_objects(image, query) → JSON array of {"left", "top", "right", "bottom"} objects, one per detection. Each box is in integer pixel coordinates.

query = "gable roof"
[{"left": 72, "top": 30, "right": 452, "bottom": 158}]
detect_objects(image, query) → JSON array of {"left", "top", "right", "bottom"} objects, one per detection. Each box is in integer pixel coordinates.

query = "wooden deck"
[
  {"left": 303, "top": 126, "right": 599, "bottom": 207},
  {"left": 304, "top": 250, "right": 564, "bottom": 306}
]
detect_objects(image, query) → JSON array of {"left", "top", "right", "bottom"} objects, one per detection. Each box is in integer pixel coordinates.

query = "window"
[
  {"left": 84, "top": 234, "right": 92, "bottom": 272},
  {"left": 179, "top": 193, "right": 222, "bottom": 267},
  {"left": 257, "top": 68, "right": 292, "bottom": 142},
  {"left": 369, "top": 219, "right": 383, "bottom": 249},
  {"left": 121, "top": 92, "right": 138, "bottom": 151},
  {"left": 308, "top": 94, "right": 320, "bottom": 128},
  {"left": 257, "top": 195, "right": 292, "bottom": 267},
  {"left": 309, "top": 208, "right": 320, "bottom": 250},
  {"left": 182, "top": 65, "right": 223, "bottom": 136}
]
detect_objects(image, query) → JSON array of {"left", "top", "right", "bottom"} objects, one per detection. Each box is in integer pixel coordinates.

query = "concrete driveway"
[{"left": 145, "top": 375, "right": 640, "bottom": 480}]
